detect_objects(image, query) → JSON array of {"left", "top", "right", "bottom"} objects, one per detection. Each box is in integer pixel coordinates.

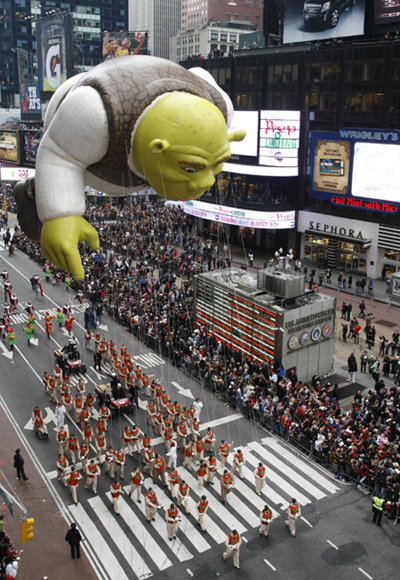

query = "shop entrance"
[{"left": 304, "top": 234, "right": 367, "bottom": 273}]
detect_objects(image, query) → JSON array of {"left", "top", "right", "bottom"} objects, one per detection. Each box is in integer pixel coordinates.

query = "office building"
[
  {"left": 129, "top": 0, "right": 181, "bottom": 59},
  {"left": 181, "top": 0, "right": 264, "bottom": 32}
]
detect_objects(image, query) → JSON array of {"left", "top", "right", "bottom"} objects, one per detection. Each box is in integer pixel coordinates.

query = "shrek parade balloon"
[{"left": 14, "top": 55, "right": 245, "bottom": 280}]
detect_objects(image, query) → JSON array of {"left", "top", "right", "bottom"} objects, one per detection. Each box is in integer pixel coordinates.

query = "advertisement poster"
[
  {"left": 312, "top": 139, "right": 350, "bottom": 195},
  {"left": 374, "top": 0, "right": 400, "bottom": 24},
  {"left": 259, "top": 111, "right": 300, "bottom": 173},
  {"left": 102, "top": 31, "right": 148, "bottom": 60},
  {"left": 37, "top": 14, "right": 73, "bottom": 93},
  {"left": 19, "top": 83, "right": 41, "bottom": 118},
  {"left": 283, "top": 0, "right": 365, "bottom": 44},
  {"left": 310, "top": 129, "right": 400, "bottom": 214},
  {"left": 0, "top": 131, "right": 19, "bottom": 164},
  {"left": 21, "top": 131, "right": 40, "bottom": 167}
]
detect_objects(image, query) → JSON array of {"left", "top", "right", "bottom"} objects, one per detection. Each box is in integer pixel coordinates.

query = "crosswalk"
[{"left": 64, "top": 436, "right": 340, "bottom": 580}]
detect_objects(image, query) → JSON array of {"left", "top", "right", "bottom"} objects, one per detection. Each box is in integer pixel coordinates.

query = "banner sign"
[
  {"left": 0, "top": 131, "right": 19, "bottom": 165},
  {"left": 183, "top": 199, "right": 295, "bottom": 229},
  {"left": 37, "top": 14, "right": 73, "bottom": 93},
  {"left": 310, "top": 129, "right": 400, "bottom": 214},
  {"left": 102, "top": 31, "right": 148, "bottom": 60},
  {"left": 0, "top": 167, "right": 35, "bottom": 181},
  {"left": 19, "top": 83, "right": 41, "bottom": 118},
  {"left": 21, "top": 131, "right": 40, "bottom": 167}
]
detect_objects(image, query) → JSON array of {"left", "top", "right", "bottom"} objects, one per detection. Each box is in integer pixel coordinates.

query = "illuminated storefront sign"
[{"left": 183, "top": 200, "right": 295, "bottom": 229}]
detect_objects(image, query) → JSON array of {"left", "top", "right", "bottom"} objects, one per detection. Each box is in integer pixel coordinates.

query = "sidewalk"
[{"left": 0, "top": 402, "right": 97, "bottom": 580}]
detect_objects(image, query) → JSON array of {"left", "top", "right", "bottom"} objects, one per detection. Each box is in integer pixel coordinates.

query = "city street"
[{"left": 0, "top": 238, "right": 398, "bottom": 580}]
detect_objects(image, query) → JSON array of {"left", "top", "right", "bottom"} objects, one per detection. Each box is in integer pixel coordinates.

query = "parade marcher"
[
  {"left": 166, "top": 441, "right": 177, "bottom": 470},
  {"left": 141, "top": 432, "right": 151, "bottom": 463},
  {"left": 79, "top": 443, "right": 89, "bottom": 473},
  {"left": 197, "top": 460, "right": 207, "bottom": 491},
  {"left": 67, "top": 434, "right": 80, "bottom": 464},
  {"left": 219, "top": 439, "right": 234, "bottom": 468},
  {"left": 73, "top": 395, "right": 84, "bottom": 423},
  {"left": 146, "top": 400, "right": 156, "bottom": 426},
  {"left": 83, "top": 422, "right": 93, "bottom": 446},
  {"left": 85, "top": 329, "right": 92, "bottom": 349},
  {"left": 259, "top": 505, "right": 273, "bottom": 537},
  {"left": 193, "top": 397, "right": 203, "bottom": 422},
  {"left": 254, "top": 462, "right": 266, "bottom": 495},
  {"left": 61, "top": 390, "right": 73, "bottom": 416},
  {"left": 285, "top": 498, "right": 301, "bottom": 537},
  {"left": 191, "top": 419, "right": 201, "bottom": 442},
  {"left": 56, "top": 453, "right": 69, "bottom": 484},
  {"left": 130, "top": 423, "right": 141, "bottom": 455},
  {"left": 153, "top": 453, "right": 167, "bottom": 486},
  {"left": 182, "top": 440, "right": 193, "bottom": 470},
  {"left": 169, "top": 467, "right": 180, "bottom": 499},
  {"left": 68, "top": 465, "right": 81, "bottom": 505},
  {"left": 204, "top": 428, "right": 216, "bottom": 453},
  {"left": 128, "top": 467, "right": 144, "bottom": 502},
  {"left": 194, "top": 437, "right": 205, "bottom": 463},
  {"left": 7, "top": 328, "right": 15, "bottom": 352},
  {"left": 115, "top": 449, "right": 125, "bottom": 480},
  {"left": 196, "top": 495, "right": 209, "bottom": 533},
  {"left": 206, "top": 453, "right": 218, "bottom": 485},
  {"left": 85, "top": 459, "right": 100, "bottom": 494},
  {"left": 48, "top": 375, "right": 57, "bottom": 403},
  {"left": 230, "top": 449, "right": 245, "bottom": 479},
  {"left": 56, "top": 426, "right": 68, "bottom": 455},
  {"left": 165, "top": 503, "right": 180, "bottom": 541},
  {"left": 54, "top": 364, "right": 63, "bottom": 390},
  {"left": 144, "top": 445, "right": 155, "bottom": 476},
  {"left": 177, "top": 480, "right": 190, "bottom": 514},
  {"left": 95, "top": 432, "right": 107, "bottom": 464},
  {"left": 122, "top": 425, "right": 133, "bottom": 456},
  {"left": 220, "top": 469, "right": 234, "bottom": 504},
  {"left": 223, "top": 529, "right": 241, "bottom": 569},
  {"left": 56, "top": 308, "right": 65, "bottom": 328},
  {"left": 110, "top": 478, "right": 123, "bottom": 515},
  {"left": 56, "top": 401, "right": 66, "bottom": 428},
  {"left": 22, "top": 322, "right": 34, "bottom": 346},
  {"left": 105, "top": 446, "right": 116, "bottom": 479},
  {"left": 145, "top": 487, "right": 159, "bottom": 522}
]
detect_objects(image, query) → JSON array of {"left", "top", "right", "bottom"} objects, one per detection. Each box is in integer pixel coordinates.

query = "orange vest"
[
  {"left": 205, "top": 430, "right": 214, "bottom": 441},
  {"left": 257, "top": 466, "right": 265, "bottom": 478},
  {"left": 123, "top": 429, "right": 132, "bottom": 442},
  {"left": 147, "top": 491, "right": 156, "bottom": 504},
  {"left": 261, "top": 509, "right": 272, "bottom": 524},
  {"left": 57, "top": 431, "right": 67, "bottom": 442},
  {"left": 178, "top": 423, "right": 187, "bottom": 436},
  {"left": 97, "top": 420, "right": 106, "bottom": 434},
  {"left": 179, "top": 484, "right": 188, "bottom": 496},
  {"left": 75, "top": 397, "right": 83, "bottom": 409},
  {"left": 198, "top": 499, "right": 208, "bottom": 513},
  {"left": 142, "top": 437, "right": 151, "bottom": 450},
  {"left": 131, "top": 427, "right": 140, "bottom": 440},
  {"left": 70, "top": 472, "right": 79, "bottom": 486},
  {"left": 207, "top": 457, "right": 217, "bottom": 470},
  {"left": 143, "top": 375, "right": 149, "bottom": 387},
  {"left": 155, "top": 456, "right": 165, "bottom": 471},
  {"left": 148, "top": 402, "right": 156, "bottom": 414},
  {"left": 222, "top": 473, "right": 232, "bottom": 486},
  {"left": 196, "top": 439, "right": 204, "bottom": 453},
  {"left": 184, "top": 444, "right": 193, "bottom": 457},
  {"left": 86, "top": 395, "right": 94, "bottom": 408},
  {"left": 131, "top": 470, "right": 142, "bottom": 485},
  {"left": 111, "top": 483, "right": 121, "bottom": 498},
  {"left": 57, "top": 457, "right": 67, "bottom": 469},
  {"left": 96, "top": 435, "right": 105, "bottom": 448},
  {"left": 146, "top": 448, "right": 155, "bottom": 462},
  {"left": 229, "top": 533, "right": 240, "bottom": 545},
  {"left": 234, "top": 453, "right": 243, "bottom": 463},
  {"left": 69, "top": 437, "right": 78, "bottom": 451},
  {"left": 106, "top": 450, "right": 115, "bottom": 463},
  {"left": 80, "top": 445, "right": 89, "bottom": 459},
  {"left": 220, "top": 443, "right": 229, "bottom": 456},
  {"left": 169, "top": 471, "right": 179, "bottom": 485},
  {"left": 87, "top": 464, "right": 98, "bottom": 477},
  {"left": 289, "top": 503, "right": 299, "bottom": 516},
  {"left": 83, "top": 424, "right": 92, "bottom": 438},
  {"left": 198, "top": 464, "right": 207, "bottom": 477},
  {"left": 164, "top": 426, "right": 173, "bottom": 440},
  {"left": 135, "top": 368, "right": 142, "bottom": 380},
  {"left": 115, "top": 452, "right": 125, "bottom": 464},
  {"left": 156, "top": 385, "right": 163, "bottom": 397},
  {"left": 81, "top": 409, "right": 89, "bottom": 422},
  {"left": 167, "top": 507, "right": 178, "bottom": 521}
]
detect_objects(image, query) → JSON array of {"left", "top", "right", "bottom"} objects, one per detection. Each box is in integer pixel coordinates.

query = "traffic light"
[{"left": 21, "top": 517, "right": 34, "bottom": 543}]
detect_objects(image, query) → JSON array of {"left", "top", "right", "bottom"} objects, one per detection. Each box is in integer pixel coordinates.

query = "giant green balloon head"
[{"left": 131, "top": 93, "right": 246, "bottom": 202}]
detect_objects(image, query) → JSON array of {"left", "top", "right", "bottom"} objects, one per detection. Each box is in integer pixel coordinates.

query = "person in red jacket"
[{"left": 64, "top": 315, "right": 76, "bottom": 335}]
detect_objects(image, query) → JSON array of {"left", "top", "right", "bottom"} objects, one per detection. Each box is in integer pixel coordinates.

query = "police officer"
[{"left": 372, "top": 494, "right": 384, "bottom": 526}]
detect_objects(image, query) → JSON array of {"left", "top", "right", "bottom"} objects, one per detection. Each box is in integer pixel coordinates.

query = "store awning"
[{"left": 305, "top": 229, "right": 372, "bottom": 249}]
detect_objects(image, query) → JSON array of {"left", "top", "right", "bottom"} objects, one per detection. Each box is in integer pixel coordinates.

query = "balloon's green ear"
[
  {"left": 149, "top": 139, "right": 171, "bottom": 154},
  {"left": 228, "top": 130, "right": 246, "bottom": 143}
]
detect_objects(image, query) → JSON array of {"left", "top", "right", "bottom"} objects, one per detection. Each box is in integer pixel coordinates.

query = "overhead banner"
[
  {"left": 183, "top": 199, "right": 295, "bottom": 229},
  {"left": 37, "top": 14, "right": 73, "bottom": 93},
  {"left": 310, "top": 128, "right": 400, "bottom": 214},
  {"left": 102, "top": 31, "right": 148, "bottom": 60},
  {"left": 19, "top": 83, "right": 41, "bottom": 118},
  {"left": 374, "top": 0, "right": 400, "bottom": 24},
  {"left": 284, "top": 0, "right": 365, "bottom": 44},
  {"left": 0, "top": 131, "right": 19, "bottom": 165}
]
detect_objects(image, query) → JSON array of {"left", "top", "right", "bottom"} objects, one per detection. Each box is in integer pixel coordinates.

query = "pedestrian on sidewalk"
[
  {"left": 325, "top": 268, "right": 331, "bottom": 283},
  {"left": 359, "top": 300, "right": 366, "bottom": 318},
  {"left": 13, "top": 449, "right": 28, "bottom": 481},
  {"left": 248, "top": 251, "right": 254, "bottom": 267},
  {"left": 65, "top": 523, "right": 82, "bottom": 559},
  {"left": 347, "top": 353, "right": 358, "bottom": 383}
]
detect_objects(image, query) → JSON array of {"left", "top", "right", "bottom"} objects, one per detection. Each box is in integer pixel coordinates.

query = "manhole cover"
[{"left": 375, "top": 319, "right": 398, "bottom": 328}]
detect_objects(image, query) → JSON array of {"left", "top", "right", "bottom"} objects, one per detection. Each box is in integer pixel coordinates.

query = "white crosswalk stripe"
[
  {"left": 88, "top": 496, "right": 153, "bottom": 579},
  {"left": 64, "top": 437, "right": 340, "bottom": 580}
]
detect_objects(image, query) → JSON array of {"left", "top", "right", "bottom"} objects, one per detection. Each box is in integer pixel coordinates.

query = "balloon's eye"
[{"left": 183, "top": 168, "right": 196, "bottom": 173}]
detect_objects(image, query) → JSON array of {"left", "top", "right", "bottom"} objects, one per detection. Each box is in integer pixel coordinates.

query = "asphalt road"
[{"left": 0, "top": 240, "right": 398, "bottom": 580}]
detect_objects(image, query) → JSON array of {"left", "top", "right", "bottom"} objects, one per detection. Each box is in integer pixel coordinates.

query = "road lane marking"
[
  {"left": 359, "top": 568, "right": 373, "bottom": 580},
  {"left": 301, "top": 517, "right": 313, "bottom": 528},
  {"left": 264, "top": 559, "right": 277, "bottom": 571},
  {"left": 327, "top": 540, "right": 339, "bottom": 550}
]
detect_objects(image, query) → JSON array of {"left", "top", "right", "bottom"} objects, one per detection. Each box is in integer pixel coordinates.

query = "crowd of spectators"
[
  {"left": 0, "top": 515, "right": 19, "bottom": 578},
  {"left": 7, "top": 196, "right": 400, "bottom": 518}
]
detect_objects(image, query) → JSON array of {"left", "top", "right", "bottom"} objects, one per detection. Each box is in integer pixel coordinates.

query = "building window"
[
  {"left": 177, "top": 48, "right": 181, "bottom": 57},
  {"left": 229, "top": 34, "right": 237, "bottom": 42},
  {"left": 211, "top": 32, "right": 218, "bottom": 40},
  {"left": 177, "top": 37, "right": 181, "bottom": 45},
  {"left": 220, "top": 33, "right": 227, "bottom": 41}
]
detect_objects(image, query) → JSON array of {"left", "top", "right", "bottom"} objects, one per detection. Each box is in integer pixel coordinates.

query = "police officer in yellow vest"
[{"left": 372, "top": 494, "right": 384, "bottom": 526}]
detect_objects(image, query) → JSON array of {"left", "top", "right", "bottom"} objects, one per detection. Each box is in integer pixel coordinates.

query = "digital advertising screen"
[
  {"left": 102, "top": 31, "right": 148, "bottom": 61},
  {"left": 0, "top": 131, "right": 19, "bottom": 165},
  {"left": 37, "top": 14, "right": 73, "bottom": 93},
  {"left": 229, "top": 111, "right": 259, "bottom": 158},
  {"left": 283, "top": 0, "right": 365, "bottom": 44},
  {"left": 19, "top": 83, "right": 41, "bottom": 119},
  {"left": 310, "top": 128, "right": 400, "bottom": 213},
  {"left": 21, "top": 131, "right": 40, "bottom": 167},
  {"left": 374, "top": 0, "right": 400, "bottom": 24}
]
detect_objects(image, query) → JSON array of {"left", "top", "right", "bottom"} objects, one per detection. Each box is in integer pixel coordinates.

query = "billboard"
[
  {"left": 374, "top": 0, "right": 400, "bottom": 24},
  {"left": 0, "top": 167, "right": 35, "bottom": 181},
  {"left": 21, "top": 131, "right": 40, "bottom": 167},
  {"left": 102, "top": 31, "right": 148, "bottom": 61},
  {"left": 37, "top": 14, "right": 73, "bottom": 93},
  {"left": 224, "top": 110, "right": 302, "bottom": 177},
  {"left": 283, "top": 0, "right": 365, "bottom": 44},
  {"left": 19, "top": 83, "right": 41, "bottom": 118},
  {"left": 0, "top": 131, "right": 19, "bottom": 165},
  {"left": 310, "top": 128, "right": 400, "bottom": 214}
]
